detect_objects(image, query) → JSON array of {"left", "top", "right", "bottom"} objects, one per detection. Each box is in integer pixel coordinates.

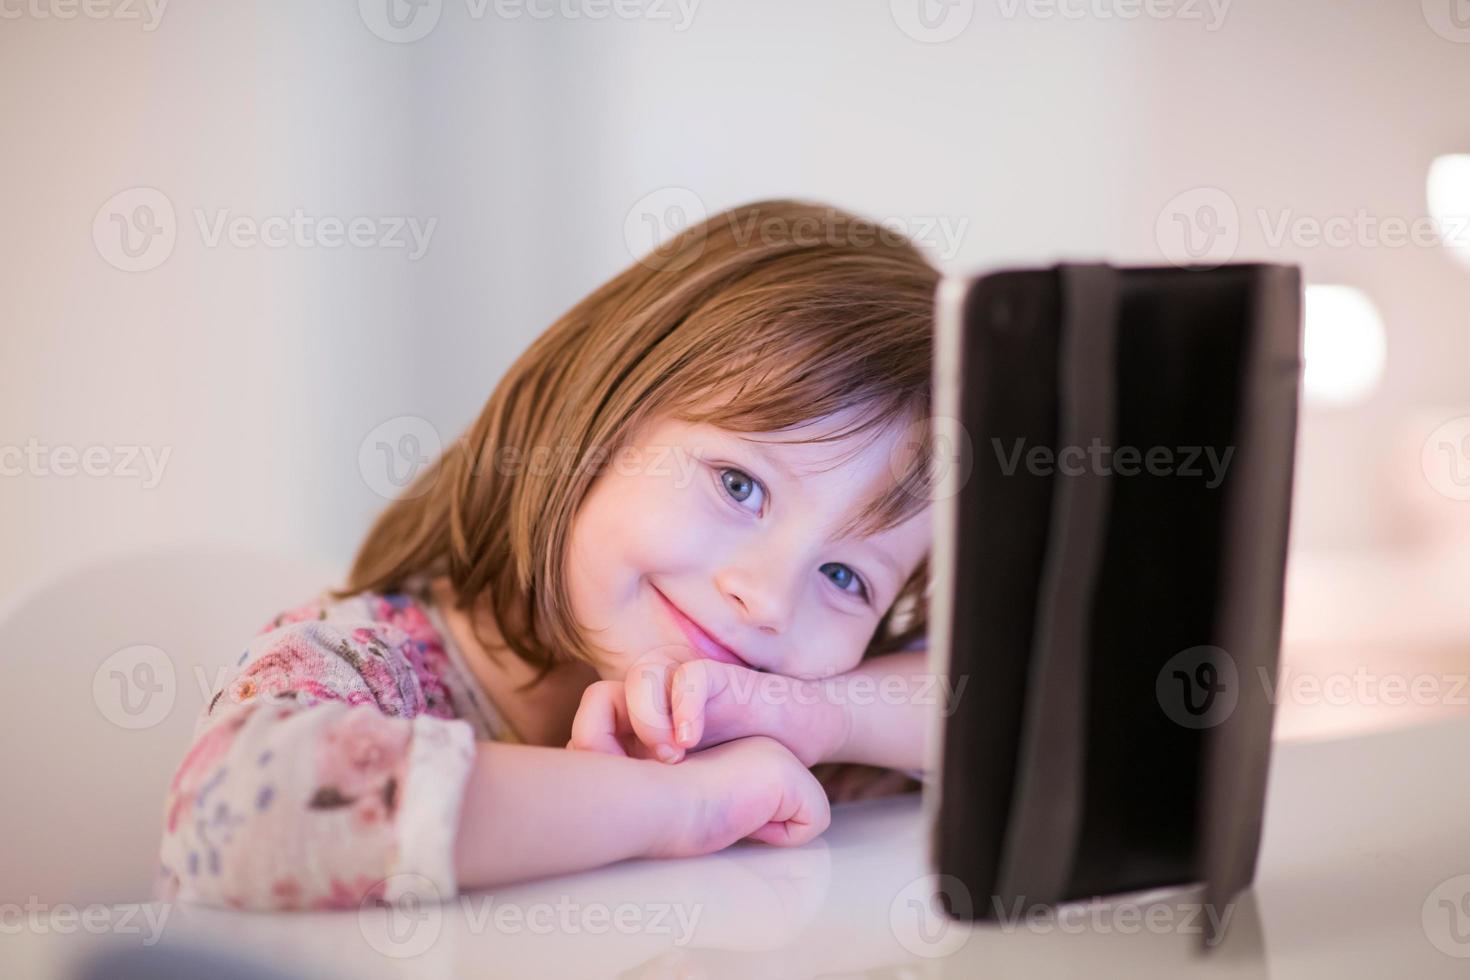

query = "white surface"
[{"left": 10, "top": 716, "right": 1470, "bottom": 979}]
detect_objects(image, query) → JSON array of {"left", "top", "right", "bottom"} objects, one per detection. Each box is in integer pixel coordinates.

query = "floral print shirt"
[{"left": 153, "top": 576, "right": 512, "bottom": 911}]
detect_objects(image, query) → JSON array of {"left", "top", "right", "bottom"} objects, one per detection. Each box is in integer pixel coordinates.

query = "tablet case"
[{"left": 924, "top": 262, "right": 1302, "bottom": 948}]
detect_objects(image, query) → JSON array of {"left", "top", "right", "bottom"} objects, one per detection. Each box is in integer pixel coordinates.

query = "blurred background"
[{"left": 4, "top": 0, "right": 1470, "bottom": 764}]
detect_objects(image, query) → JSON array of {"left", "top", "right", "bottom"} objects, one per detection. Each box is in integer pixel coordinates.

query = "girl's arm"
[
  {"left": 815, "top": 648, "right": 938, "bottom": 773},
  {"left": 451, "top": 740, "right": 681, "bottom": 888},
  {"left": 454, "top": 734, "right": 833, "bottom": 890}
]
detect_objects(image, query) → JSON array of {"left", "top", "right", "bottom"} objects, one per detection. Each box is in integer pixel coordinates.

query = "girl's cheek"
[{"left": 633, "top": 486, "right": 719, "bottom": 561}]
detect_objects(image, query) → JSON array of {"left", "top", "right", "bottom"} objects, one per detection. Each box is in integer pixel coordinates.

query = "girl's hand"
[
  {"left": 645, "top": 735, "right": 832, "bottom": 858},
  {"left": 567, "top": 649, "right": 850, "bottom": 768}
]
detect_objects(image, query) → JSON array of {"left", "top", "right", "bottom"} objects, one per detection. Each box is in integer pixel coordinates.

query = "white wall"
[
  {"left": 4, "top": 0, "right": 1469, "bottom": 630},
  {"left": 0, "top": 2, "right": 422, "bottom": 601}
]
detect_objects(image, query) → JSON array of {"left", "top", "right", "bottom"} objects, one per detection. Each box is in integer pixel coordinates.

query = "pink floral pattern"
[{"left": 155, "top": 584, "right": 486, "bottom": 911}]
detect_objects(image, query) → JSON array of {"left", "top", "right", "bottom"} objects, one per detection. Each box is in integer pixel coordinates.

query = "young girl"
[{"left": 154, "top": 199, "right": 942, "bottom": 912}]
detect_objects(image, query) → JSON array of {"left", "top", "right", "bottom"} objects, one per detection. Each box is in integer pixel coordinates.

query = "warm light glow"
[
  {"left": 1427, "top": 154, "right": 1470, "bottom": 267},
  {"left": 1303, "top": 285, "right": 1387, "bottom": 407}
]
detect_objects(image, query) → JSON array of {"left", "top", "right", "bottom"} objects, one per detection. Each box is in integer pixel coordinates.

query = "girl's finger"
[
  {"left": 669, "top": 659, "right": 712, "bottom": 749},
  {"left": 625, "top": 654, "right": 681, "bottom": 762},
  {"left": 670, "top": 659, "right": 738, "bottom": 749},
  {"left": 568, "top": 680, "right": 631, "bottom": 757}
]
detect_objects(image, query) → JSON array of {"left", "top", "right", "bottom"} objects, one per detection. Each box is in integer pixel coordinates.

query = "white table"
[{"left": 16, "top": 717, "right": 1470, "bottom": 979}]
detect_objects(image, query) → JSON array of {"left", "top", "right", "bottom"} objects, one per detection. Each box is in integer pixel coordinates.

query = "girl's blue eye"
[
  {"left": 821, "top": 562, "right": 871, "bottom": 604},
  {"left": 718, "top": 467, "right": 765, "bottom": 515}
]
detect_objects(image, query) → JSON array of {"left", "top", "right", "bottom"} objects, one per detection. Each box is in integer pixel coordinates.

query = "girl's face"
[{"left": 564, "top": 406, "right": 932, "bottom": 682}]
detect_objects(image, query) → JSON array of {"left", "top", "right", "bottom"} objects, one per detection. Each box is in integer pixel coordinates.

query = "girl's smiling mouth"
[{"left": 651, "top": 584, "right": 759, "bottom": 671}]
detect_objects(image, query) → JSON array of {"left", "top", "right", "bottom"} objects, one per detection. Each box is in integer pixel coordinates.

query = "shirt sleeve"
[{"left": 153, "top": 617, "right": 477, "bottom": 911}]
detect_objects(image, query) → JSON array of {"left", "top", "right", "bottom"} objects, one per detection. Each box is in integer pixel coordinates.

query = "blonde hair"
[{"left": 335, "top": 199, "right": 940, "bottom": 691}]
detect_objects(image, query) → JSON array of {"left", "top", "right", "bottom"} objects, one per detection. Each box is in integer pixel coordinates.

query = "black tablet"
[{"left": 923, "top": 263, "right": 1302, "bottom": 946}]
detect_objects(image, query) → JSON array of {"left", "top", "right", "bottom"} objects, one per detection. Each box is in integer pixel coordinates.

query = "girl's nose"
[{"left": 722, "top": 572, "right": 795, "bottom": 638}]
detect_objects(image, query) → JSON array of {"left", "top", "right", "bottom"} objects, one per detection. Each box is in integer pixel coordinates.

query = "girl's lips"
[{"left": 652, "top": 586, "right": 754, "bottom": 669}]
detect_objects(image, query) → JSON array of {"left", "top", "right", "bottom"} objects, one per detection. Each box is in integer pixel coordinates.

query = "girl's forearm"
[
  {"left": 452, "top": 741, "right": 678, "bottom": 891},
  {"left": 817, "top": 649, "right": 936, "bottom": 772}
]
